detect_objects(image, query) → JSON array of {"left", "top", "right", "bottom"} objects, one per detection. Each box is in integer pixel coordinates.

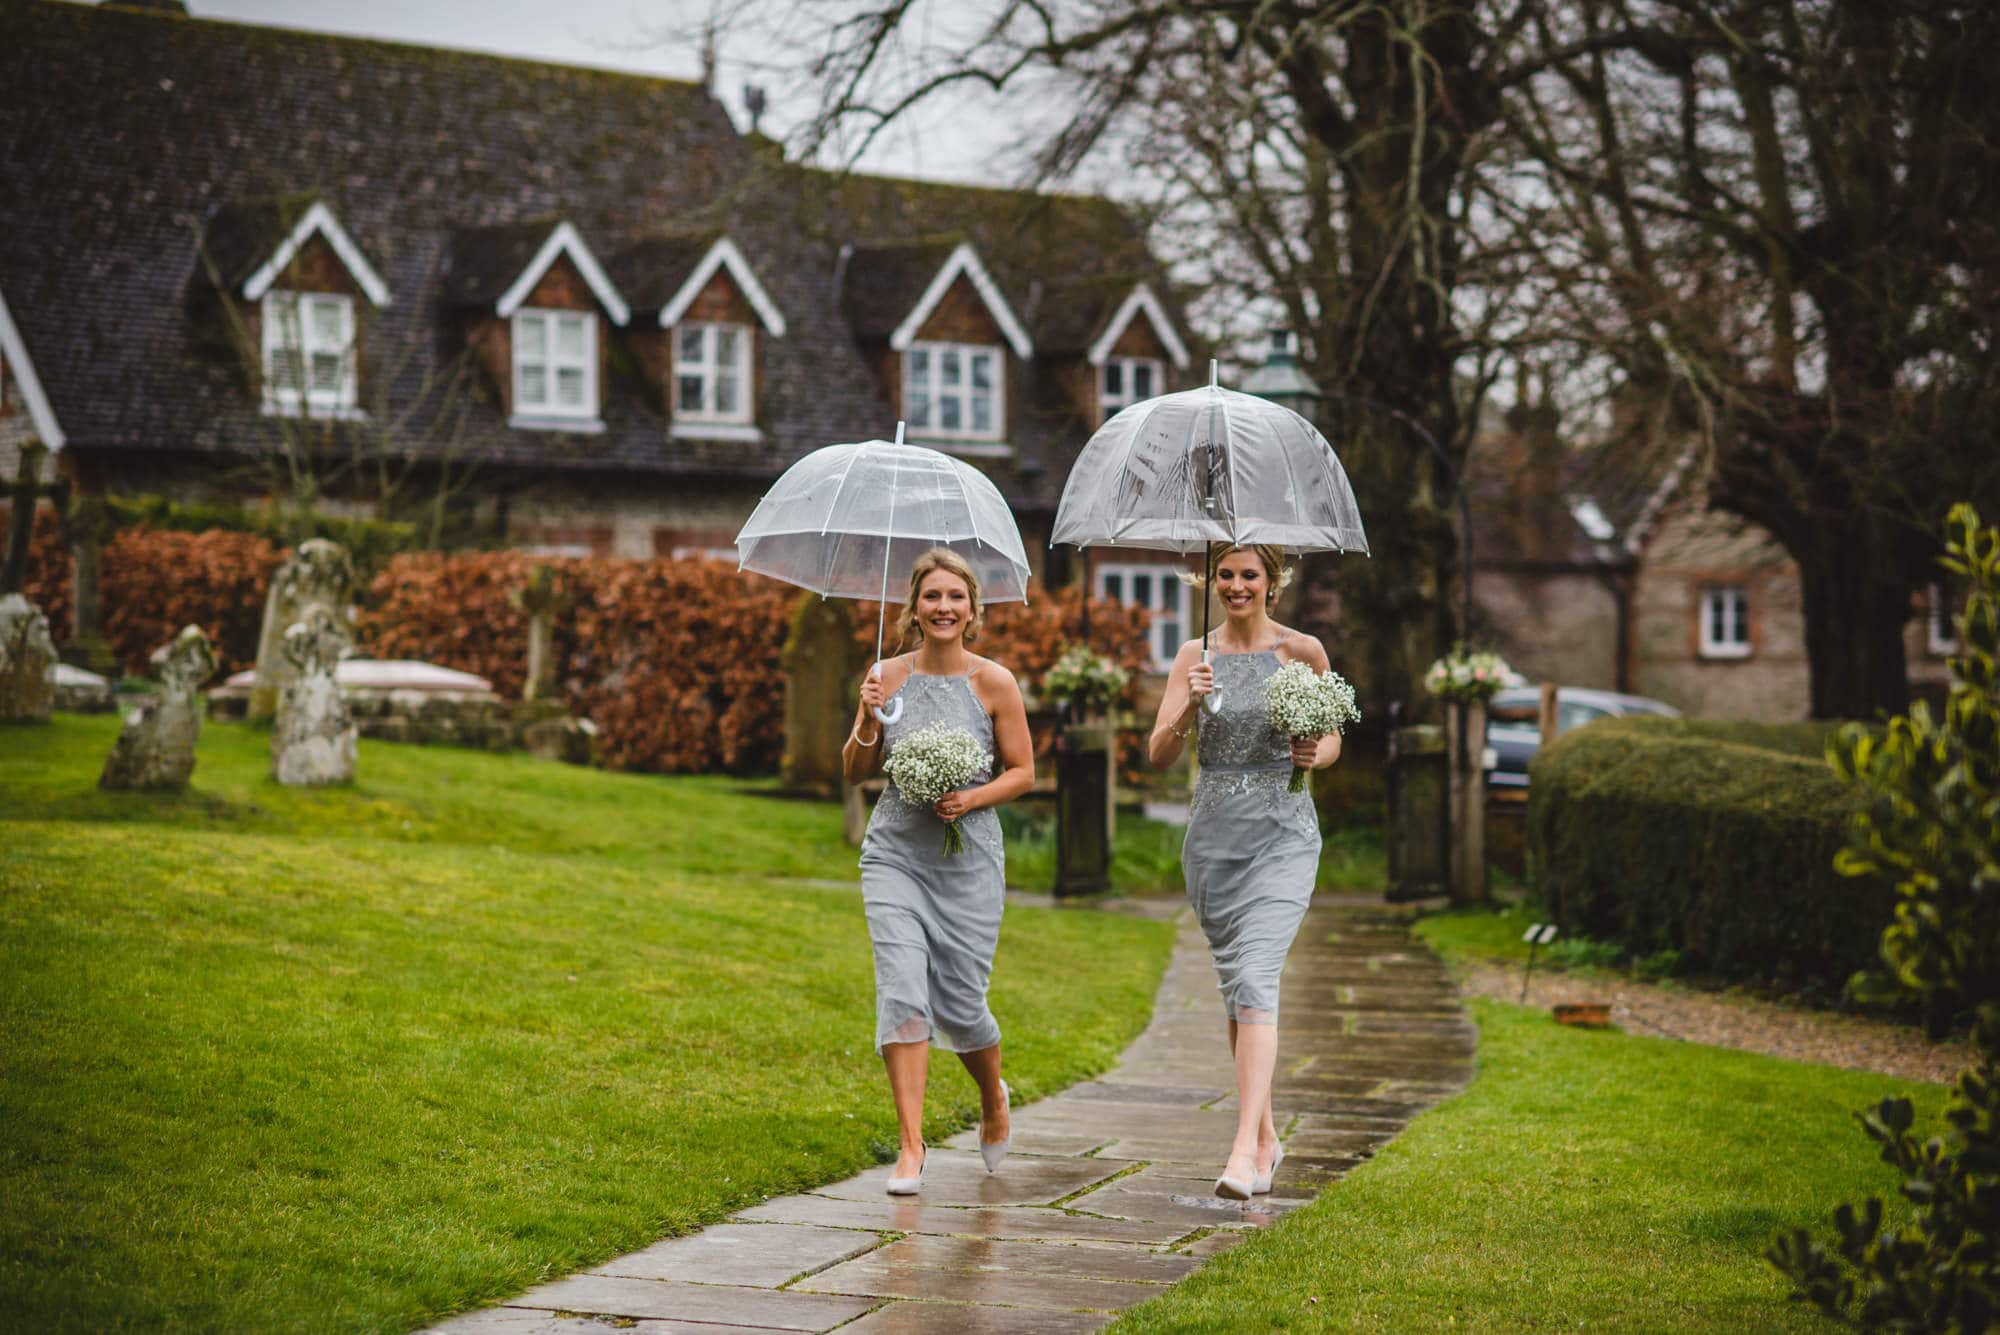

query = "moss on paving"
[{"left": 0, "top": 716, "right": 1172, "bottom": 1332}]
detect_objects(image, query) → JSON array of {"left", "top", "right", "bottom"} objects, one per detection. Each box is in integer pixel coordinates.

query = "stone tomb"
[{"left": 101, "top": 625, "right": 215, "bottom": 790}]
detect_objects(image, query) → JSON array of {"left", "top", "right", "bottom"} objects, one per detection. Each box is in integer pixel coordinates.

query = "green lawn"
[
  {"left": 1004, "top": 804, "right": 1388, "bottom": 896},
  {"left": 0, "top": 715, "right": 1174, "bottom": 1332},
  {"left": 1114, "top": 997, "right": 1944, "bottom": 1332}
]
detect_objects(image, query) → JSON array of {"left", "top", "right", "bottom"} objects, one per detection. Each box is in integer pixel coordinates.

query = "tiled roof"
[
  {"left": 840, "top": 239, "right": 962, "bottom": 343},
  {"left": 0, "top": 1, "right": 1196, "bottom": 513}
]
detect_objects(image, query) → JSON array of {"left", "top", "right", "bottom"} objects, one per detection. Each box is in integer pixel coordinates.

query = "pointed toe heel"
[
  {"left": 980, "top": 1079, "right": 1012, "bottom": 1174},
  {"left": 885, "top": 1149, "right": 926, "bottom": 1196},
  {"left": 1215, "top": 1171, "right": 1254, "bottom": 1201}
]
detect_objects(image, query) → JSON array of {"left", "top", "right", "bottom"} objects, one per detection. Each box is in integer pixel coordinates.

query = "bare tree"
[
  {"left": 776, "top": 0, "right": 1717, "bottom": 711},
  {"left": 1500, "top": 0, "right": 2000, "bottom": 717}
]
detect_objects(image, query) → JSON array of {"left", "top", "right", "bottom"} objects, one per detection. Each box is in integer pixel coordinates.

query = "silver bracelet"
[{"left": 1170, "top": 714, "right": 1197, "bottom": 740}]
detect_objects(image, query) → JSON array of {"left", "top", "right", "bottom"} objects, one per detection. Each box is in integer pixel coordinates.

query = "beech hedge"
[{"left": 1527, "top": 716, "right": 1890, "bottom": 995}]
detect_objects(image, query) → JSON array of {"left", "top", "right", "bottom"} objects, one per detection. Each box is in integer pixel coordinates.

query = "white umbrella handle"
[
  {"left": 870, "top": 660, "right": 904, "bottom": 726},
  {"left": 1200, "top": 646, "right": 1224, "bottom": 715}
]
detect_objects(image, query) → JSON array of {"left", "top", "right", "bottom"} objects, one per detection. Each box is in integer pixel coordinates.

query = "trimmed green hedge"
[{"left": 1527, "top": 717, "right": 1890, "bottom": 996}]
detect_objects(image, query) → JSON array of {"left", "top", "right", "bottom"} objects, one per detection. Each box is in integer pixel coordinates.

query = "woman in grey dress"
[
  {"left": 842, "top": 548, "right": 1035, "bottom": 1194},
  {"left": 1149, "top": 543, "right": 1341, "bottom": 1200}
]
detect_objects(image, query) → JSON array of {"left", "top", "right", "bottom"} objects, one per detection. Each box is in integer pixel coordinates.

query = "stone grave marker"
[
  {"left": 250, "top": 539, "right": 356, "bottom": 721},
  {"left": 0, "top": 592, "right": 57, "bottom": 723},
  {"left": 101, "top": 625, "right": 216, "bottom": 790},
  {"left": 271, "top": 606, "right": 357, "bottom": 786}
]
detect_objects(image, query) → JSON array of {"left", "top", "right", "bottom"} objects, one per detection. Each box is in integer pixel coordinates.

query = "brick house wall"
[{"left": 1630, "top": 499, "right": 1811, "bottom": 719}]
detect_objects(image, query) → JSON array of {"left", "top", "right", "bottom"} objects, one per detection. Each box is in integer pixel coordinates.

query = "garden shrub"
[
  {"left": 100, "top": 527, "right": 286, "bottom": 676},
  {"left": 1769, "top": 503, "right": 2000, "bottom": 1329},
  {"left": 16, "top": 505, "right": 72, "bottom": 643},
  {"left": 1527, "top": 716, "right": 1888, "bottom": 995},
  {"left": 358, "top": 552, "right": 1151, "bottom": 776}
]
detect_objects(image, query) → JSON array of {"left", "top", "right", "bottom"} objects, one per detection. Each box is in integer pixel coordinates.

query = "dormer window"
[
  {"left": 907, "top": 342, "right": 1001, "bottom": 440},
  {"left": 513, "top": 309, "right": 597, "bottom": 419},
  {"left": 262, "top": 291, "right": 358, "bottom": 417},
  {"left": 1100, "top": 356, "right": 1162, "bottom": 424},
  {"left": 675, "top": 322, "right": 751, "bottom": 424}
]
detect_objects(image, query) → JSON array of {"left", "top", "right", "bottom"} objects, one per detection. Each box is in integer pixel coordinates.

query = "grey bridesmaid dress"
[
  {"left": 859, "top": 660, "right": 1005, "bottom": 1053},
  {"left": 1184, "top": 648, "right": 1322, "bottom": 1023}
]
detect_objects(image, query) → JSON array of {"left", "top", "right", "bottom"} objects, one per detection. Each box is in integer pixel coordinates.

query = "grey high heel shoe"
[
  {"left": 1215, "top": 1151, "right": 1255, "bottom": 1201},
  {"left": 885, "top": 1148, "right": 926, "bottom": 1196},
  {"left": 980, "top": 1080, "right": 1012, "bottom": 1174},
  {"left": 1252, "top": 1141, "right": 1285, "bottom": 1195}
]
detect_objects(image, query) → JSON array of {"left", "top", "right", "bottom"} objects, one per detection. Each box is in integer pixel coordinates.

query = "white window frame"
[
  {"left": 511, "top": 308, "right": 599, "bottom": 425},
  {"left": 904, "top": 341, "right": 1003, "bottom": 442},
  {"left": 261, "top": 291, "right": 359, "bottom": 418},
  {"left": 1928, "top": 582, "right": 1961, "bottom": 656},
  {"left": 1097, "top": 562, "right": 1185, "bottom": 672},
  {"left": 1100, "top": 355, "right": 1164, "bottom": 424},
  {"left": 1698, "top": 584, "right": 1752, "bottom": 659},
  {"left": 673, "top": 321, "right": 754, "bottom": 425}
]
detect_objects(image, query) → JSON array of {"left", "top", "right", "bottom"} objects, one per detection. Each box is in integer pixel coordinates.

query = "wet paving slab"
[{"left": 422, "top": 900, "right": 1471, "bottom": 1334}]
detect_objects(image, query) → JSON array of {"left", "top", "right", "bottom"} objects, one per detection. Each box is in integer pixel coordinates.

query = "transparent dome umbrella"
[
  {"left": 1051, "top": 361, "right": 1369, "bottom": 712},
  {"left": 735, "top": 424, "right": 1032, "bottom": 724}
]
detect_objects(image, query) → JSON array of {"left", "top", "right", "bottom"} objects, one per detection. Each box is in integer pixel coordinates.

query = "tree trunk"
[{"left": 1796, "top": 525, "right": 1913, "bottom": 720}]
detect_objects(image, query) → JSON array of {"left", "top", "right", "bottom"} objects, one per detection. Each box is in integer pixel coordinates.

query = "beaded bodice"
[
  {"left": 1195, "top": 652, "right": 1289, "bottom": 770},
  {"left": 1191, "top": 650, "right": 1316, "bottom": 832},
  {"left": 866, "top": 667, "right": 1002, "bottom": 859}
]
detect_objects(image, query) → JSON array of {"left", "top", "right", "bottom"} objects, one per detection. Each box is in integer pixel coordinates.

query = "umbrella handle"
[
  {"left": 1200, "top": 646, "right": 1224, "bottom": 715},
  {"left": 869, "top": 660, "right": 905, "bottom": 726}
]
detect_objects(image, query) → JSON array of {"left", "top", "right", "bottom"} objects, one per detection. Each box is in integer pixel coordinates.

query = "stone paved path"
[{"left": 428, "top": 898, "right": 1473, "bottom": 1334}]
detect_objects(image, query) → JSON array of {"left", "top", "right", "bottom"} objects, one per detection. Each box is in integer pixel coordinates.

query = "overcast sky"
[{"left": 187, "top": 0, "right": 1032, "bottom": 185}]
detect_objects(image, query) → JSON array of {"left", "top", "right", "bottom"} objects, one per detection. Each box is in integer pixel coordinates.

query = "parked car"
[{"left": 1485, "top": 687, "right": 1682, "bottom": 791}]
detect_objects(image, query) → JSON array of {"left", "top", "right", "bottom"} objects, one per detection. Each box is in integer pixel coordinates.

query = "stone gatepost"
[
  {"left": 60, "top": 495, "right": 119, "bottom": 676},
  {"left": 250, "top": 539, "right": 357, "bottom": 722},
  {"left": 271, "top": 606, "right": 357, "bottom": 786},
  {"left": 0, "top": 592, "right": 57, "bottom": 723},
  {"left": 1446, "top": 699, "right": 1490, "bottom": 904},
  {"left": 101, "top": 625, "right": 216, "bottom": 790},
  {"left": 782, "top": 591, "right": 863, "bottom": 800}
]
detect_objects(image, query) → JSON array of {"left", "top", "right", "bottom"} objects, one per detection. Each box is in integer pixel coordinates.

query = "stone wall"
[{"left": 1471, "top": 566, "right": 1622, "bottom": 692}]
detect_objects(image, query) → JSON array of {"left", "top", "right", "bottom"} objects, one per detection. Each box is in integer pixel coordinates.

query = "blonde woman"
[
  {"left": 1149, "top": 543, "right": 1340, "bottom": 1199},
  {"left": 842, "top": 548, "right": 1035, "bottom": 1195}
]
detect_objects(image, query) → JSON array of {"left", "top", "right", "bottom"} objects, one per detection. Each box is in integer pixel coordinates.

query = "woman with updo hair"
[
  {"left": 1148, "top": 542, "right": 1340, "bottom": 1200},
  {"left": 842, "top": 547, "right": 1035, "bottom": 1195}
]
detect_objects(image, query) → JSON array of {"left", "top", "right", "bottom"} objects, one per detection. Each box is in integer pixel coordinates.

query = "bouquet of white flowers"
[
  {"left": 883, "top": 722, "right": 993, "bottom": 856},
  {"left": 1264, "top": 660, "right": 1362, "bottom": 793},
  {"left": 1423, "top": 646, "right": 1513, "bottom": 703},
  {"left": 1040, "top": 643, "right": 1129, "bottom": 715}
]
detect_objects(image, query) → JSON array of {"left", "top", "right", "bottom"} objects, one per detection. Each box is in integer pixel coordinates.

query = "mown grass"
[
  {"left": 1114, "top": 997, "right": 1945, "bottom": 1333},
  {"left": 0, "top": 715, "right": 1173, "bottom": 1332},
  {"left": 1004, "top": 802, "right": 1387, "bottom": 896}
]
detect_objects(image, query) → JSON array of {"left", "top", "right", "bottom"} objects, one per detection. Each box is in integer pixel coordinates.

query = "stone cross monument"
[
  {"left": 271, "top": 606, "right": 357, "bottom": 786},
  {"left": 250, "top": 538, "right": 356, "bottom": 721}
]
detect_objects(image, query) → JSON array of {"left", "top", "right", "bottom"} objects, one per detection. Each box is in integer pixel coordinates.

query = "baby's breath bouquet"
[
  {"left": 1423, "top": 646, "right": 1513, "bottom": 703},
  {"left": 1264, "top": 660, "right": 1362, "bottom": 793},
  {"left": 883, "top": 721, "right": 992, "bottom": 856},
  {"left": 1041, "top": 644, "right": 1129, "bottom": 715}
]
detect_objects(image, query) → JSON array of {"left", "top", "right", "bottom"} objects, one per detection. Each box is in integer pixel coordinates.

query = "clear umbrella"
[
  {"left": 1051, "top": 361, "right": 1369, "bottom": 711},
  {"left": 735, "top": 424, "right": 1032, "bottom": 723}
]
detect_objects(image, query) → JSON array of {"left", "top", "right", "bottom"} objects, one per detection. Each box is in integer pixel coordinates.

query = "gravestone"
[
  {"left": 271, "top": 606, "right": 356, "bottom": 786},
  {"left": 101, "top": 625, "right": 215, "bottom": 790},
  {"left": 59, "top": 495, "right": 119, "bottom": 675},
  {"left": 250, "top": 539, "right": 356, "bottom": 721},
  {"left": 782, "top": 591, "right": 863, "bottom": 798},
  {"left": 510, "top": 563, "right": 573, "bottom": 703},
  {"left": 0, "top": 592, "right": 57, "bottom": 722}
]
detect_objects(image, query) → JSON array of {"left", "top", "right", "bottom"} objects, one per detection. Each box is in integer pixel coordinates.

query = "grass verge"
[
  {"left": 1112, "top": 997, "right": 1944, "bottom": 1333},
  {"left": 0, "top": 715, "right": 1173, "bottom": 1332}
]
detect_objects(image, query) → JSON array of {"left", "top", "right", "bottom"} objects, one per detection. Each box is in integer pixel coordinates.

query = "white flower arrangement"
[
  {"left": 1264, "top": 660, "right": 1362, "bottom": 793},
  {"left": 883, "top": 722, "right": 992, "bottom": 856},
  {"left": 1424, "top": 646, "right": 1513, "bottom": 703},
  {"left": 1040, "top": 644, "right": 1129, "bottom": 715}
]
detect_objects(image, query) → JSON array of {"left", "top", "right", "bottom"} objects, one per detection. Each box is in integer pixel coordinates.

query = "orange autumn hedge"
[
  {"left": 359, "top": 551, "right": 1153, "bottom": 775},
  {"left": 16, "top": 515, "right": 283, "bottom": 675}
]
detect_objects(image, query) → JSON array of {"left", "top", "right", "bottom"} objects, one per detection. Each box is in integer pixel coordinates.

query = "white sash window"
[
  {"left": 1097, "top": 563, "right": 1185, "bottom": 671},
  {"left": 261, "top": 292, "right": 357, "bottom": 416},
  {"left": 1698, "top": 584, "right": 1751, "bottom": 659},
  {"left": 1100, "top": 356, "right": 1162, "bottom": 424},
  {"left": 906, "top": 342, "right": 1002, "bottom": 440},
  {"left": 674, "top": 322, "right": 752, "bottom": 423},
  {"left": 513, "top": 309, "right": 597, "bottom": 420}
]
